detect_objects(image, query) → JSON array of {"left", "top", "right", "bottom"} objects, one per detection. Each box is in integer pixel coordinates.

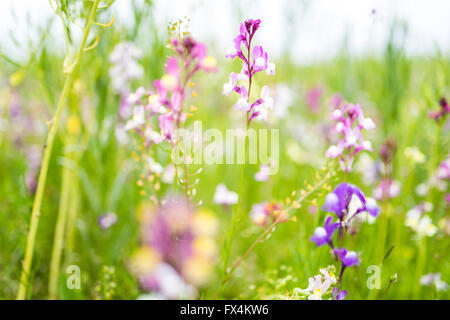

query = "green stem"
[
  {"left": 48, "top": 164, "right": 72, "bottom": 299},
  {"left": 16, "top": 0, "right": 101, "bottom": 300},
  {"left": 413, "top": 238, "right": 427, "bottom": 297}
]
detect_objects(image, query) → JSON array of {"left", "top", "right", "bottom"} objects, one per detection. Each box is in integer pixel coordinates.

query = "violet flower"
[
  {"left": 333, "top": 247, "right": 360, "bottom": 267},
  {"left": 98, "top": 212, "right": 118, "bottom": 229},
  {"left": 323, "top": 183, "right": 380, "bottom": 221},
  {"left": 310, "top": 216, "right": 339, "bottom": 247},
  {"left": 332, "top": 287, "right": 347, "bottom": 300},
  {"left": 326, "top": 103, "right": 375, "bottom": 172}
]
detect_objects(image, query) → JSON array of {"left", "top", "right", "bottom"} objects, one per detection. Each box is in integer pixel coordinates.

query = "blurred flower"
[
  {"left": 140, "top": 262, "right": 195, "bottom": 299},
  {"left": 332, "top": 287, "right": 347, "bottom": 300},
  {"left": 404, "top": 146, "right": 426, "bottom": 164},
  {"left": 213, "top": 184, "right": 238, "bottom": 206},
  {"left": 328, "top": 93, "right": 343, "bottom": 109},
  {"left": 310, "top": 216, "right": 339, "bottom": 247},
  {"left": 131, "top": 198, "right": 218, "bottom": 298},
  {"left": 354, "top": 153, "right": 381, "bottom": 186},
  {"left": 325, "top": 103, "right": 375, "bottom": 172},
  {"left": 428, "top": 97, "right": 450, "bottom": 121},
  {"left": 405, "top": 204, "right": 437, "bottom": 239},
  {"left": 98, "top": 212, "right": 118, "bottom": 229},
  {"left": 271, "top": 83, "right": 294, "bottom": 120},
  {"left": 373, "top": 179, "right": 401, "bottom": 200},
  {"left": 305, "top": 85, "right": 323, "bottom": 113},
  {"left": 109, "top": 42, "right": 144, "bottom": 95},
  {"left": 436, "top": 155, "right": 450, "bottom": 180},
  {"left": 254, "top": 164, "right": 270, "bottom": 181},
  {"left": 420, "top": 273, "right": 448, "bottom": 291},
  {"left": 250, "top": 202, "right": 285, "bottom": 226},
  {"left": 333, "top": 247, "right": 360, "bottom": 267}
]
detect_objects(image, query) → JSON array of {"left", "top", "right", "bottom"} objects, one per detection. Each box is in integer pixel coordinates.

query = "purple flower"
[
  {"left": 310, "top": 216, "right": 339, "bottom": 247},
  {"left": 429, "top": 97, "right": 450, "bottom": 121},
  {"left": 332, "top": 287, "right": 347, "bottom": 300},
  {"left": 437, "top": 155, "right": 450, "bottom": 180},
  {"left": 333, "top": 247, "right": 360, "bottom": 267},
  {"left": 322, "top": 183, "right": 367, "bottom": 219},
  {"left": 98, "top": 212, "right": 118, "bottom": 229}
]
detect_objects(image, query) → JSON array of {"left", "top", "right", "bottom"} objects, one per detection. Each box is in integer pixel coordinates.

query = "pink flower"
[
  {"left": 325, "top": 103, "right": 376, "bottom": 172},
  {"left": 306, "top": 86, "right": 323, "bottom": 113},
  {"left": 158, "top": 114, "right": 174, "bottom": 141},
  {"left": 223, "top": 19, "right": 275, "bottom": 124}
]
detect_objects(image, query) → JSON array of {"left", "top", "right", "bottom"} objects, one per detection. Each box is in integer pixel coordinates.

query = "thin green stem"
[
  {"left": 48, "top": 164, "right": 72, "bottom": 299},
  {"left": 16, "top": 0, "right": 101, "bottom": 300}
]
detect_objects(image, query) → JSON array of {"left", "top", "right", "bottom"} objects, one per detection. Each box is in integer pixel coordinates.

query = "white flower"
[
  {"left": 213, "top": 184, "right": 238, "bottom": 205},
  {"left": 124, "top": 106, "right": 145, "bottom": 131},
  {"left": 305, "top": 275, "right": 332, "bottom": 300},
  {"left": 147, "top": 157, "right": 163, "bottom": 174},
  {"left": 320, "top": 268, "right": 337, "bottom": 285},
  {"left": 420, "top": 273, "right": 448, "bottom": 291},
  {"left": 404, "top": 146, "right": 426, "bottom": 164},
  {"left": 406, "top": 207, "right": 437, "bottom": 239},
  {"left": 150, "top": 263, "right": 196, "bottom": 299},
  {"left": 254, "top": 164, "right": 271, "bottom": 182}
]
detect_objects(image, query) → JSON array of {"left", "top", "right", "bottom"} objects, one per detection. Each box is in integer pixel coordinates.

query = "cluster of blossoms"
[
  {"left": 310, "top": 183, "right": 380, "bottom": 296},
  {"left": 123, "top": 35, "right": 216, "bottom": 147},
  {"left": 326, "top": 103, "right": 376, "bottom": 171},
  {"left": 222, "top": 19, "right": 275, "bottom": 124},
  {"left": 130, "top": 198, "right": 218, "bottom": 299},
  {"left": 293, "top": 266, "right": 346, "bottom": 300},
  {"left": 405, "top": 202, "right": 438, "bottom": 239},
  {"left": 249, "top": 201, "right": 287, "bottom": 226}
]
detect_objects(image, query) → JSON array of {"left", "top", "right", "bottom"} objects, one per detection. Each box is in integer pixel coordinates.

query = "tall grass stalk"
[
  {"left": 48, "top": 163, "right": 72, "bottom": 299},
  {"left": 16, "top": 0, "right": 101, "bottom": 300}
]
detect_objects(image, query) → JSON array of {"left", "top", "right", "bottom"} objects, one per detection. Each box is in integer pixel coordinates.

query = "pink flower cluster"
[
  {"left": 123, "top": 36, "right": 216, "bottom": 145},
  {"left": 325, "top": 103, "right": 376, "bottom": 172},
  {"left": 222, "top": 19, "right": 275, "bottom": 124}
]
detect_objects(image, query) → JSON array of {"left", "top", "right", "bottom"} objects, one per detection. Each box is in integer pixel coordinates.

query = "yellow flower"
[
  {"left": 193, "top": 236, "right": 217, "bottom": 260},
  {"left": 66, "top": 115, "right": 81, "bottom": 135},
  {"left": 404, "top": 146, "right": 425, "bottom": 164},
  {"left": 183, "top": 255, "right": 213, "bottom": 286},
  {"left": 192, "top": 209, "right": 219, "bottom": 236},
  {"left": 129, "top": 247, "right": 160, "bottom": 276},
  {"left": 9, "top": 70, "right": 25, "bottom": 87}
]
